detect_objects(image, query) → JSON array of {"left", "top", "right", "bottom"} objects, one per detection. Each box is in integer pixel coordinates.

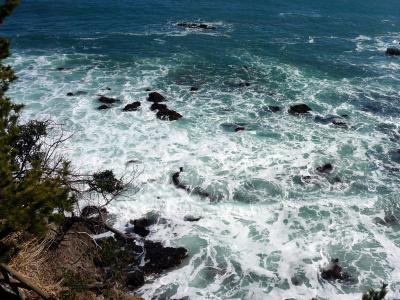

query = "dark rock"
[
  {"left": 156, "top": 108, "right": 182, "bottom": 121},
  {"left": 56, "top": 67, "right": 69, "bottom": 71},
  {"left": 184, "top": 215, "right": 202, "bottom": 222},
  {"left": 125, "top": 225, "right": 150, "bottom": 237},
  {"left": 221, "top": 123, "right": 247, "bottom": 133},
  {"left": 97, "top": 104, "right": 111, "bottom": 110},
  {"left": 190, "top": 86, "right": 199, "bottom": 91},
  {"left": 66, "top": 92, "right": 74, "bottom": 96},
  {"left": 105, "top": 87, "right": 111, "bottom": 90},
  {"left": 321, "top": 258, "right": 351, "bottom": 281},
  {"left": 176, "top": 23, "right": 216, "bottom": 30},
  {"left": 386, "top": 47, "right": 400, "bottom": 56},
  {"left": 384, "top": 214, "right": 399, "bottom": 225},
  {"left": 150, "top": 103, "right": 168, "bottom": 111},
  {"left": 340, "top": 114, "right": 349, "bottom": 118},
  {"left": 74, "top": 90, "right": 88, "bottom": 95},
  {"left": 81, "top": 206, "right": 108, "bottom": 218},
  {"left": 316, "top": 163, "right": 333, "bottom": 174},
  {"left": 147, "top": 92, "right": 166, "bottom": 103},
  {"left": 130, "top": 217, "right": 154, "bottom": 228},
  {"left": 145, "top": 88, "right": 151, "bottom": 92},
  {"left": 289, "top": 104, "right": 312, "bottom": 115},
  {"left": 235, "top": 126, "right": 245, "bottom": 132},
  {"left": 98, "top": 95, "right": 120, "bottom": 104},
  {"left": 143, "top": 240, "right": 188, "bottom": 274},
  {"left": 373, "top": 217, "right": 387, "bottom": 225},
  {"left": 331, "top": 119, "right": 348, "bottom": 128},
  {"left": 122, "top": 101, "right": 141, "bottom": 112},
  {"left": 237, "top": 82, "right": 251, "bottom": 87},
  {"left": 125, "top": 270, "right": 145, "bottom": 288},
  {"left": 265, "top": 106, "right": 281, "bottom": 113}
]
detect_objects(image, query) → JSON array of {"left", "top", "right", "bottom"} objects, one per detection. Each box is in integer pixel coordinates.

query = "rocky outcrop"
[
  {"left": 316, "top": 163, "right": 333, "bottom": 174},
  {"left": 147, "top": 92, "right": 166, "bottom": 103},
  {"left": 386, "top": 47, "right": 400, "bottom": 56},
  {"left": 150, "top": 103, "right": 168, "bottom": 111},
  {"left": 98, "top": 95, "right": 120, "bottom": 104},
  {"left": 288, "top": 104, "right": 312, "bottom": 114},
  {"left": 156, "top": 108, "right": 183, "bottom": 121},
  {"left": 122, "top": 102, "right": 141, "bottom": 112},
  {"left": 321, "top": 258, "right": 351, "bottom": 281}
]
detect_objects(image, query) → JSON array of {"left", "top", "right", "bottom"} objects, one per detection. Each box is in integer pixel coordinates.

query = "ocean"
[{"left": 2, "top": 0, "right": 400, "bottom": 298}]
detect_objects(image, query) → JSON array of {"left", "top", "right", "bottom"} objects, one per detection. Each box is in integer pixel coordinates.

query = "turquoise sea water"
[{"left": 2, "top": 1, "right": 400, "bottom": 299}]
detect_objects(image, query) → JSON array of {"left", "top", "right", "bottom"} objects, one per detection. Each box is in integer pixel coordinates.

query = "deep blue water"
[{"left": 2, "top": 1, "right": 400, "bottom": 299}]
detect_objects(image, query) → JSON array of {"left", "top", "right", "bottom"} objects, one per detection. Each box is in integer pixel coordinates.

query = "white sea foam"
[{"left": 5, "top": 49, "right": 400, "bottom": 299}]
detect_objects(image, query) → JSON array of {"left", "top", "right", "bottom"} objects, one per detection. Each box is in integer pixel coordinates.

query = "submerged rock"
[
  {"left": 316, "top": 163, "right": 333, "bottom": 174},
  {"left": 143, "top": 241, "right": 188, "bottom": 274},
  {"left": 98, "top": 95, "right": 120, "bottom": 104},
  {"left": 147, "top": 92, "right": 166, "bottom": 103},
  {"left": 122, "top": 101, "right": 141, "bottom": 112},
  {"left": 150, "top": 103, "right": 168, "bottom": 111},
  {"left": 184, "top": 215, "right": 202, "bottom": 222},
  {"left": 176, "top": 22, "right": 216, "bottom": 30},
  {"left": 66, "top": 92, "right": 74, "bottom": 96},
  {"left": 221, "top": 123, "right": 247, "bottom": 132},
  {"left": 321, "top": 258, "right": 351, "bottom": 281},
  {"left": 289, "top": 104, "right": 312, "bottom": 115},
  {"left": 156, "top": 108, "right": 182, "bottom": 121},
  {"left": 97, "top": 104, "right": 111, "bottom": 110},
  {"left": 386, "top": 47, "right": 400, "bottom": 56},
  {"left": 190, "top": 86, "right": 199, "bottom": 91},
  {"left": 265, "top": 105, "right": 281, "bottom": 113}
]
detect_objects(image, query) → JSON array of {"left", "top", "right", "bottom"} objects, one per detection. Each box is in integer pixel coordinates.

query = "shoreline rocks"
[{"left": 98, "top": 95, "right": 121, "bottom": 104}]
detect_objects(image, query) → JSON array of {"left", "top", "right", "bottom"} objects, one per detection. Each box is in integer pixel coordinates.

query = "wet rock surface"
[
  {"left": 147, "top": 92, "right": 166, "bottom": 103},
  {"left": 150, "top": 103, "right": 168, "bottom": 111},
  {"left": 320, "top": 258, "right": 351, "bottom": 281},
  {"left": 156, "top": 108, "right": 183, "bottom": 121},
  {"left": 288, "top": 104, "right": 312, "bottom": 115},
  {"left": 176, "top": 22, "right": 216, "bottom": 30},
  {"left": 316, "top": 163, "right": 333, "bottom": 174},
  {"left": 122, "top": 101, "right": 141, "bottom": 112},
  {"left": 98, "top": 95, "right": 121, "bottom": 104},
  {"left": 386, "top": 47, "right": 400, "bottom": 56}
]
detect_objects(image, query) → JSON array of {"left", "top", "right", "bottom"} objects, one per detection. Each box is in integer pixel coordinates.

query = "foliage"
[{"left": 362, "top": 283, "right": 388, "bottom": 300}]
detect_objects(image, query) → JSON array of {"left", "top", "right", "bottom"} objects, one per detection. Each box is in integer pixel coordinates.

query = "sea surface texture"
[{"left": 3, "top": 0, "right": 400, "bottom": 299}]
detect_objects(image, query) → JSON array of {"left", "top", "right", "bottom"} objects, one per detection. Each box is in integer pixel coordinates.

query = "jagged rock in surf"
[
  {"left": 320, "top": 258, "right": 351, "bottom": 281},
  {"left": 142, "top": 240, "right": 187, "bottom": 274},
  {"left": 156, "top": 108, "right": 182, "bottom": 121},
  {"left": 171, "top": 168, "right": 214, "bottom": 200},
  {"left": 122, "top": 101, "right": 141, "bottom": 112},
  {"left": 150, "top": 103, "right": 168, "bottom": 111},
  {"left": 316, "top": 163, "right": 333, "bottom": 174},
  {"left": 190, "top": 86, "right": 199, "bottom": 91},
  {"left": 386, "top": 47, "right": 400, "bottom": 56},
  {"left": 289, "top": 104, "right": 312, "bottom": 114},
  {"left": 176, "top": 22, "right": 216, "bottom": 30},
  {"left": 147, "top": 92, "right": 166, "bottom": 103},
  {"left": 98, "top": 95, "right": 120, "bottom": 104}
]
